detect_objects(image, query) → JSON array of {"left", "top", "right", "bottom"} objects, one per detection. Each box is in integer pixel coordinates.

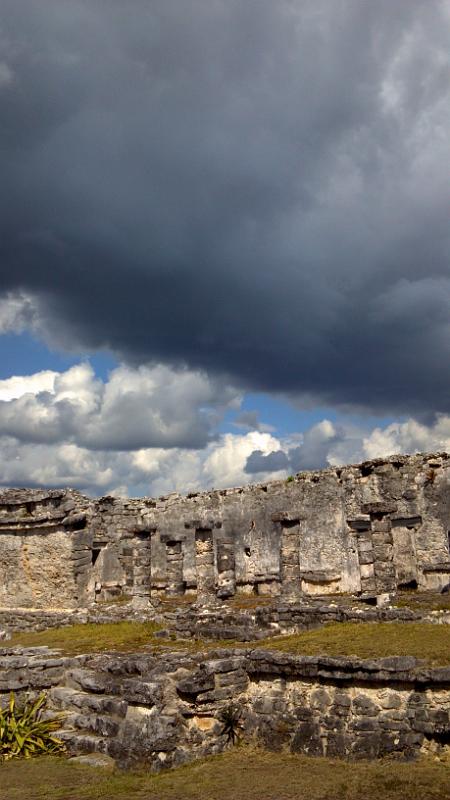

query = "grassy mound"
[
  {"left": 8, "top": 620, "right": 450, "bottom": 665},
  {"left": 260, "top": 621, "right": 450, "bottom": 665},
  {"left": 8, "top": 621, "right": 164, "bottom": 655},
  {"left": 3, "top": 749, "right": 450, "bottom": 800}
]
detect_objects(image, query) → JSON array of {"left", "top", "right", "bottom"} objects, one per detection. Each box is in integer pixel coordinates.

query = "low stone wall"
[
  {"left": 4, "top": 595, "right": 450, "bottom": 641},
  {"left": 1, "top": 645, "right": 450, "bottom": 769},
  {"left": 0, "top": 602, "right": 155, "bottom": 634},
  {"left": 0, "top": 610, "right": 89, "bottom": 634},
  {"left": 2, "top": 595, "right": 450, "bottom": 640},
  {"left": 173, "top": 601, "right": 431, "bottom": 640},
  {"left": 0, "top": 647, "right": 71, "bottom": 694}
]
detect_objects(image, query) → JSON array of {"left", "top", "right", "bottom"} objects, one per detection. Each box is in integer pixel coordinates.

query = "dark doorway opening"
[{"left": 398, "top": 579, "right": 418, "bottom": 590}]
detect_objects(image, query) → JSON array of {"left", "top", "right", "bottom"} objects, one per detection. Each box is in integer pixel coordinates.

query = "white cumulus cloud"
[
  {"left": 0, "top": 363, "right": 448, "bottom": 498},
  {"left": 0, "top": 362, "right": 241, "bottom": 450}
]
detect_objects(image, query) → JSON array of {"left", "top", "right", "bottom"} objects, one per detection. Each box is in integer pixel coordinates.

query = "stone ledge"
[{"left": 422, "top": 563, "right": 450, "bottom": 574}]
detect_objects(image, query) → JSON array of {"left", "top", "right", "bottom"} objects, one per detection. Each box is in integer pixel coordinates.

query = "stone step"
[
  {"left": 61, "top": 710, "right": 121, "bottom": 738},
  {"left": 65, "top": 668, "right": 108, "bottom": 693},
  {"left": 50, "top": 686, "right": 127, "bottom": 718},
  {"left": 58, "top": 728, "right": 109, "bottom": 756}
]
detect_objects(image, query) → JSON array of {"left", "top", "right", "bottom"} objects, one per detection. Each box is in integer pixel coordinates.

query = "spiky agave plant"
[
  {"left": 0, "top": 691, "right": 66, "bottom": 761},
  {"left": 218, "top": 703, "right": 243, "bottom": 745}
]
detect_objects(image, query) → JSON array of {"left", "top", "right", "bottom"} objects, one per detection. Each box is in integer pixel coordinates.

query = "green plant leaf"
[{"left": 0, "top": 691, "right": 65, "bottom": 762}]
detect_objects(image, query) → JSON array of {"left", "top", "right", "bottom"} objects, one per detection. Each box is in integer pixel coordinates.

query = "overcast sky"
[{"left": 0, "top": 0, "right": 449, "bottom": 496}]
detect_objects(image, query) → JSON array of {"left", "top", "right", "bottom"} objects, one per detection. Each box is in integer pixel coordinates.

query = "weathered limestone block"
[{"left": 0, "top": 530, "right": 78, "bottom": 609}]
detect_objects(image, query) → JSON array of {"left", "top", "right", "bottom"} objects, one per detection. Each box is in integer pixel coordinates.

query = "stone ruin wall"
[
  {"left": 1, "top": 452, "right": 450, "bottom": 610},
  {"left": 2, "top": 645, "right": 450, "bottom": 767},
  {"left": 0, "top": 489, "right": 91, "bottom": 609}
]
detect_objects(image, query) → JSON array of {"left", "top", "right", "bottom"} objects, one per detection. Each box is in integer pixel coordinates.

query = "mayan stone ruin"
[
  {"left": 1, "top": 451, "right": 450, "bottom": 769},
  {"left": 0, "top": 451, "right": 449, "bottom": 611}
]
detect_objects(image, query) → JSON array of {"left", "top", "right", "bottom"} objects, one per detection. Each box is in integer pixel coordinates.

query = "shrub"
[
  {"left": 0, "top": 691, "right": 65, "bottom": 761},
  {"left": 218, "top": 703, "right": 243, "bottom": 745}
]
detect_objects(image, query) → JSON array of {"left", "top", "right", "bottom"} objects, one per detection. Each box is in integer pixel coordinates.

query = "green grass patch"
[
  {"left": 228, "top": 593, "right": 275, "bottom": 610},
  {"left": 394, "top": 591, "right": 450, "bottom": 613},
  {"left": 157, "top": 593, "right": 197, "bottom": 612},
  {"left": 8, "top": 621, "right": 165, "bottom": 655},
  {"left": 8, "top": 620, "right": 450, "bottom": 665},
  {"left": 94, "top": 594, "right": 133, "bottom": 605},
  {"left": 256, "top": 621, "right": 450, "bottom": 665},
  {"left": 3, "top": 749, "right": 450, "bottom": 800}
]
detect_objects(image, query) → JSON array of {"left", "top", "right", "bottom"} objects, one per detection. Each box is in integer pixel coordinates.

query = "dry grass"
[
  {"left": 228, "top": 593, "right": 275, "bottom": 610},
  {"left": 257, "top": 621, "right": 450, "bottom": 665},
  {"left": 93, "top": 594, "right": 133, "bottom": 606},
  {"left": 8, "top": 620, "right": 450, "bottom": 666},
  {"left": 3, "top": 749, "right": 450, "bottom": 800},
  {"left": 8, "top": 621, "right": 165, "bottom": 655},
  {"left": 394, "top": 591, "right": 450, "bottom": 613},
  {"left": 156, "top": 591, "right": 274, "bottom": 613},
  {"left": 157, "top": 593, "right": 197, "bottom": 612}
]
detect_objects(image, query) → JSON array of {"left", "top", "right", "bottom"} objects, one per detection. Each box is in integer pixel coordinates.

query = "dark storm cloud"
[
  {"left": 0, "top": 0, "right": 449, "bottom": 415},
  {"left": 245, "top": 449, "right": 289, "bottom": 474}
]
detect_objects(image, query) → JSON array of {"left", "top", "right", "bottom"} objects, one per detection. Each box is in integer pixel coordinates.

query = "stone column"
[
  {"left": 372, "top": 515, "right": 396, "bottom": 596},
  {"left": 348, "top": 516, "right": 376, "bottom": 596},
  {"left": 357, "top": 502, "right": 397, "bottom": 599},
  {"left": 216, "top": 539, "right": 236, "bottom": 599},
  {"left": 165, "top": 539, "right": 185, "bottom": 596},
  {"left": 355, "top": 529, "right": 376, "bottom": 595},
  {"left": 131, "top": 531, "right": 153, "bottom": 608},
  {"left": 195, "top": 528, "right": 216, "bottom": 602},
  {"left": 72, "top": 531, "right": 94, "bottom": 606},
  {"left": 279, "top": 520, "right": 302, "bottom": 597}
]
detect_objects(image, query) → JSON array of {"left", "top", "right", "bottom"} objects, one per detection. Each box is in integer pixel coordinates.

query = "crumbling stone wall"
[
  {"left": 0, "top": 490, "right": 91, "bottom": 609},
  {"left": 2, "top": 646, "right": 450, "bottom": 769},
  {"left": 1, "top": 452, "right": 450, "bottom": 608}
]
